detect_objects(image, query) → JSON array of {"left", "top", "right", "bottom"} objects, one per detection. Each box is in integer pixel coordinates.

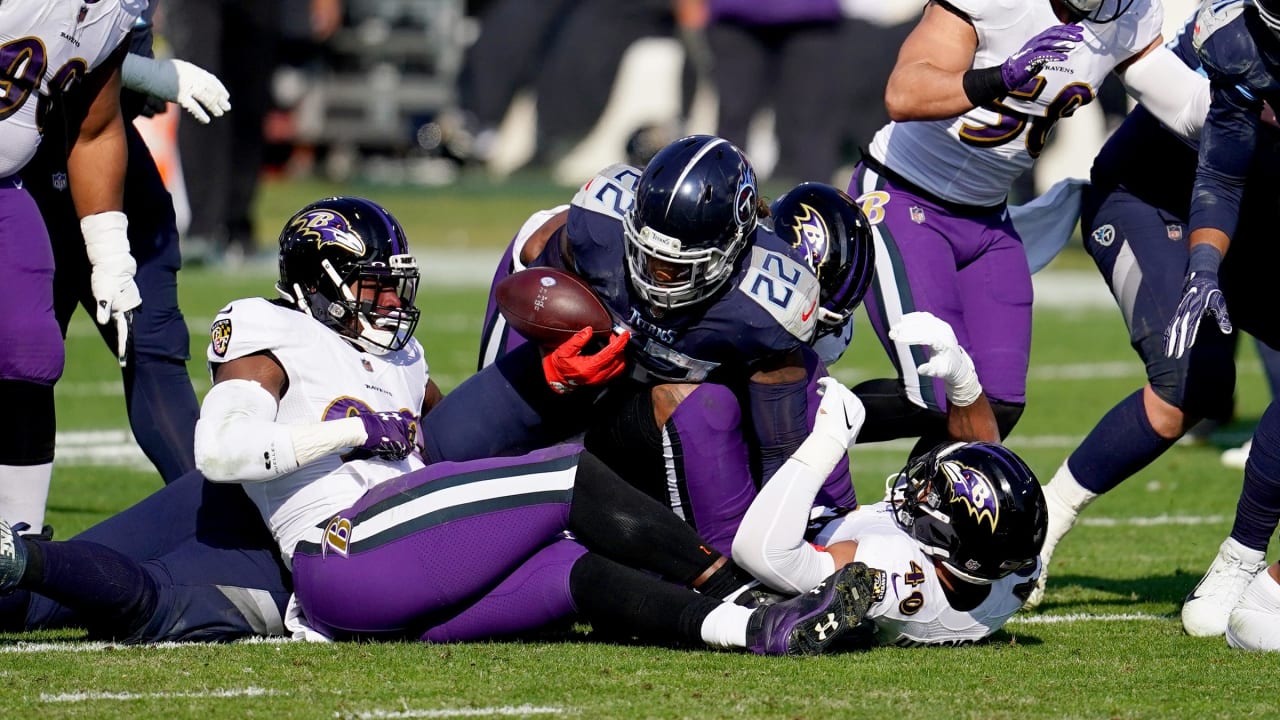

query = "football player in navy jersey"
[
  {"left": 425, "top": 138, "right": 828, "bottom": 547},
  {"left": 1148, "top": 0, "right": 1280, "bottom": 643},
  {"left": 1027, "top": 6, "right": 1280, "bottom": 623}
]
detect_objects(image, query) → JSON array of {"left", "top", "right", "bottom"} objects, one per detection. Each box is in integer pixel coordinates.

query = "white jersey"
[
  {"left": 868, "top": 0, "right": 1161, "bottom": 206},
  {"left": 0, "top": 0, "right": 145, "bottom": 176},
  {"left": 814, "top": 502, "right": 1038, "bottom": 646},
  {"left": 206, "top": 298, "right": 429, "bottom": 567}
]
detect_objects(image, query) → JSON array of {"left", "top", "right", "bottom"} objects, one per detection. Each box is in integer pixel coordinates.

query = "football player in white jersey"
[
  {"left": 0, "top": 0, "right": 147, "bottom": 533},
  {"left": 734, "top": 377, "right": 1048, "bottom": 647},
  {"left": 846, "top": 0, "right": 1212, "bottom": 455}
]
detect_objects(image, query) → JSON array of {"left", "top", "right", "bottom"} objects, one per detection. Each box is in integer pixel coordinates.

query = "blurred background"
[{"left": 142, "top": 0, "right": 1198, "bottom": 265}]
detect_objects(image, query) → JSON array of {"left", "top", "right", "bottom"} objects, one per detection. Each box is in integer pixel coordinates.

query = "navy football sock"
[
  {"left": 21, "top": 539, "right": 158, "bottom": 640},
  {"left": 1231, "top": 401, "right": 1280, "bottom": 552},
  {"left": 1068, "top": 389, "right": 1177, "bottom": 495}
]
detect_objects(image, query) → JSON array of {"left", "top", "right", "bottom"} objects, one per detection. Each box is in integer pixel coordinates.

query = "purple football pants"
[
  {"left": 0, "top": 180, "right": 63, "bottom": 384},
  {"left": 291, "top": 445, "right": 585, "bottom": 639},
  {"left": 849, "top": 162, "right": 1031, "bottom": 412}
]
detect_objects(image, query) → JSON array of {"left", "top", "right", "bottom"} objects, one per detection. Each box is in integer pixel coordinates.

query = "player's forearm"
[
  {"left": 946, "top": 394, "right": 1000, "bottom": 443},
  {"left": 885, "top": 63, "right": 977, "bottom": 121},
  {"left": 1119, "top": 44, "right": 1209, "bottom": 141},
  {"left": 732, "top": 457, "right": 837, "bottom": 594},
  {"left": 195, "top": 379, "right": 367, "bottom": 482}
]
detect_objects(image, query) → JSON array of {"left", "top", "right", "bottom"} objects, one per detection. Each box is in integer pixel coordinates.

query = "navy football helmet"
[
  {"left": 769, "top": 183, "right": 876, "bottom": 340},
  {"left": 889, "top": 442, "right": 1047, "bottom": 584},
  {"left": 623, "top": 135, "right": 759, "bottom": 310},
  {"left": 1061, "top": 0, "right": 1135, "bottom": 23},
  {"left": 276, "top": 196, "right": 421, "bottom": 354}
]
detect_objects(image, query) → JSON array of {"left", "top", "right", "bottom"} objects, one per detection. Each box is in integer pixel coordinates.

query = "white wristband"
[{"left": 81, "top": 211, "right": 130, "bottom": 262}]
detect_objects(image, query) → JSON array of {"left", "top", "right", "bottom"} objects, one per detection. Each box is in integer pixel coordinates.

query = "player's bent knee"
[{"left": 666, "top": 383, "right": 742, "bottom": 433}]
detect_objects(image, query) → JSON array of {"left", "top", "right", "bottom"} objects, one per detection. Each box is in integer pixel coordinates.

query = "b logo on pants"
[{"left": 323, "top": 516, "right": 353, "bottom": 557}]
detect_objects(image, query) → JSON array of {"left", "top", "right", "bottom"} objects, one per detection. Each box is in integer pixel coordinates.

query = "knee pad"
[
  {"left": 990, "top": 400, "right": 1025, "bottom": 439},
  {"left": 1140, "top": 331, "right": 1235, "bottom": 421},
  {"left": 0, "top": 380, "right": 54, "bottom": 464},
  {"left": 674, "top": 383, "right": 742, "bottom": 433}
]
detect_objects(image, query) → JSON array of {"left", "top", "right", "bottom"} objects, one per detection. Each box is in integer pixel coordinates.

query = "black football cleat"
[
  {"left": 745, "top": 562, "right": 880, "bottom": 656},
  {"left": 0, "top": 520, "right": 30, "bottom": 593}
]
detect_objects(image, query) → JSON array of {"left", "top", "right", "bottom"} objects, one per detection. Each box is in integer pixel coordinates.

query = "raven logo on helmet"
[
  {"left": 289, "top": 210, "right": 366, "bottom": 256},
  {"left": 784, "top": 202, "right": 830, "bottom": 267},
  {"left": 942, "top": 462, "right": 1000, "bottom": 531}
]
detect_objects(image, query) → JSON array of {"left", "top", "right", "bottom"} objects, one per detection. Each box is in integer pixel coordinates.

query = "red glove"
[{"left": 542, "top": 327, "right": 630, "bottom": 394}]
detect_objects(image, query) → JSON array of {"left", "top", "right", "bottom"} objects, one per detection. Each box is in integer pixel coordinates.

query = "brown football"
[{"left": 495, "top": 267, "right": 613, "bottom": 346}]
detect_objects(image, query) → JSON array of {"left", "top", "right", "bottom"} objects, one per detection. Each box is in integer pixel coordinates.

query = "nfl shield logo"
[
  {"left": 361, "top": 358, "right": 373, "bottom": 372},
  {"left": 909, "top": 206, "right": 925, "bottom": 224},
  {"left": 1166, "top": 224, "right": 1183, "bottom": 241},
  {"left": 51, "top": 172, "right": 68, "bottom": 192}
]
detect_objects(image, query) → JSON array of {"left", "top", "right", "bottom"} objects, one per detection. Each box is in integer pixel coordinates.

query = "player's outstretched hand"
[
  {"left": 542, "top": 327, "right": 629, "bottom": 395},
  {"left": 120, "top": 54, "right": 232, "bottom": 124},
  {"left": 358, "top": 411, "right": 418, "bottom": 461},
  {"left": 889, "top": 311, "right": 982, "bottom": 406},
  {"left": 171, "top": 59, "right": 232, "bottom": 124},
  {"left": 1002, "top": 24, "right": 1083, "bottom": 91},
  {"left": 1164, "top": 270, "right": 1232, "bottom": 359},
  {"left": 814, "top": 377, "right": 866, "bottom": 449}
]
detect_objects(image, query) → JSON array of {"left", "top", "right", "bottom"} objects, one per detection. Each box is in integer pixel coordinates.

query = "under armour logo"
[{"left": 813, "top": 613, "right": 840, "bottom": 641}]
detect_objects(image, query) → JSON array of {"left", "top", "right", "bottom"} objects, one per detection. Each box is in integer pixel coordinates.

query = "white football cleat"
[
  {"left": 1226, "top": 565, "right": 1280, "bottom": 651},
  {"left": 1024, "top": 463, "right": 1097, "bottom": 609},
  {"left": 1220, "top": 439, "right": 1252, "bottom": 470},
  {"left": 1182, "top": 538, "right": 1267, "bottom": 637}
]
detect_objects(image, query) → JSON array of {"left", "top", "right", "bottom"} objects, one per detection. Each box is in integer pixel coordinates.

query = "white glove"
[
  {"left": 889, "top": 311, "right": 982, "bottom": 407},
  {"left": 813, "top": 377, "right": 866, "bottom": 449},
  {"left": 791, "top": 377, "right": 865, "bottom": 476},
  {"left": 82, "top": 212, "right": 141, "bottom": 367},
  {"left": 121, "top": 54, "right": 232, "bottom": 124}
]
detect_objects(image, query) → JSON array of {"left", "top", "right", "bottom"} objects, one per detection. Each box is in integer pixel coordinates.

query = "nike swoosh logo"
[
  {"left": 801, "top": 300, "right": 818, "bottom": 322},
  {"left": 842, "top": 399, "right": 855, "bottom": 431}
]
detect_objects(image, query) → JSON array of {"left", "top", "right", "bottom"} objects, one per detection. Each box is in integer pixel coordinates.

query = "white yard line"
[
  {"left": 1009, "top": 613, "right": 1171, "bottom": 625},
  {"left": 350, "top": 707, "right": 566, "bottom": 719},
  {"left": 40, "top": 687, "right": 278, "bottom": 702}
]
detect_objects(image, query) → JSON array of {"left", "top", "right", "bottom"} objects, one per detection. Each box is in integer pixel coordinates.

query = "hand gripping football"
[{"left": 495, "top": 267, "right": 613, "bottom": 346}]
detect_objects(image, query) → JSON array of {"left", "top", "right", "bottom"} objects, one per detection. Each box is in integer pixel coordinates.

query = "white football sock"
[
  {"left": 0, "top": 462, "right": 52, "bottom": 530},
  {"left": 1227, "top": 567, "right": 1280, "bottom": 651},
  {"left": 699, "top": 603, "right": 753, "bottom": 649}
]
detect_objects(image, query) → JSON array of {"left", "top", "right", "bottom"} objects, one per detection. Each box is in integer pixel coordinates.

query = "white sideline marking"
[
  {"left": 348, "top": 707, "right": 565, "bottom": 719},
  {"left": 40, "top": 687, "right": 278, "bottom": 702},
  {"left": 1009, "top": 613, "right": 1171, "bottom": 625}
]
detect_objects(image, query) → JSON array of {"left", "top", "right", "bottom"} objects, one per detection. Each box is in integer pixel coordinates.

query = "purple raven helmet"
[
  {"left": 276, "top": 196, "right": 420, "bottom": 354},
  {"left": 890, "top": 442, "right": 1048, "bottom": 584},
  {"left": 769, "top": 182, "right": 876, "bottom": 340}
]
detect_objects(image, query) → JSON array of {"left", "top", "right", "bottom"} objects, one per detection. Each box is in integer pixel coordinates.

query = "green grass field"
[{"left": 5, "top": 179, "right": 1278, "bottom": 718}]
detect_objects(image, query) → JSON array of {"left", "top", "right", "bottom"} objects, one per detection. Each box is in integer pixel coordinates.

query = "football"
[{"left": 495, "top": 267, "right": 613, "bottom": 346}]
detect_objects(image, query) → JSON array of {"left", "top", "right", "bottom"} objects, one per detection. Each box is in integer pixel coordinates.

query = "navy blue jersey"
[
  {"left": 1189, "top": 0, "right": 1280, "bottom": 237},
  {"left": 540, "top": 166, "right": 820, "bottom": 384},
  {"left": 1091, "top": 9, "right": 1280, "bottom": 217}
]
